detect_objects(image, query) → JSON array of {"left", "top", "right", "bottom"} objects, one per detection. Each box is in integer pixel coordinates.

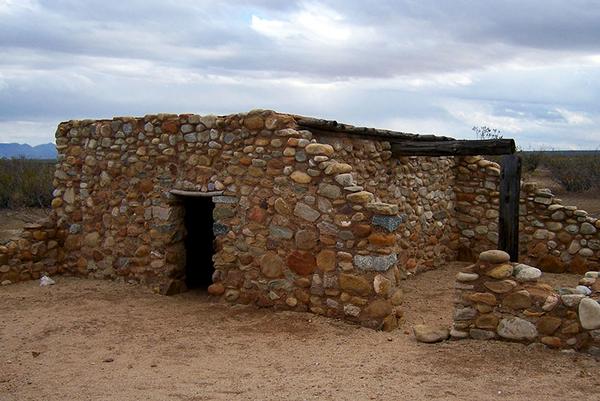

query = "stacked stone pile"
[
  {"left": 455, "top": 156, "right": 600, "bottom": 273},
  {"left": 452, "top": 249, "right": 600, "bottom": 353},
  {"left": 0, "top": 219, "right": 63, "bottom": 285}
]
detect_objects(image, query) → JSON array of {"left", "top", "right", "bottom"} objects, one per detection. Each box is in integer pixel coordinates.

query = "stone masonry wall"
[
  {"left": 452, "top": 249, "right": 600, "bottom": 354},
  {"left": 0, "top": 218, "right": 64, "bottom": 285},
  {"left": 0, "top": 110, "right": 463, "bottom": 330},
  {"left": 315, "top": 134, "right": 457, "bottom": 274},
  {"left": 455, "top": 155, "right": 600, "bottom": 273},
  {"left": 0, "top": 110, "right": 458, "bottom": 330}
]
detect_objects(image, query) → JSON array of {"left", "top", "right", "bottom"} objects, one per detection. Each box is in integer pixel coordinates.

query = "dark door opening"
[{"left": 183, "top": 197, "right": 215, "bottom": 290}]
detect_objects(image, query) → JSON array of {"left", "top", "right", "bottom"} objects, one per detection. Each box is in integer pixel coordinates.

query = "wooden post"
[{"left": 498, "top": 154, "right": 521, "bottom": 261}]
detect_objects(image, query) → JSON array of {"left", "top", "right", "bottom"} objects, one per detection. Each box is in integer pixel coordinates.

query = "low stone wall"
[
  {"left": 0, "top": 217, "right": 65, "bottom": 285},
  {"left": 452, "top": 250, "right": 600, "bottom": 353},
  {"left": 455, "top": 156, "right": 600, "bottom": 273}
]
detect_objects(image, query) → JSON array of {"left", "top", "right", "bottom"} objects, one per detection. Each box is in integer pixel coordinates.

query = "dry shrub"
[
  {"left": 518, "top": 150, "right": 546, "bottom": 173},
  {"left": 542, "top": 153, "right": 600, "bottom": 192},
  {"left": 0, "top": 158, "right": 55, "bottom": 208}
]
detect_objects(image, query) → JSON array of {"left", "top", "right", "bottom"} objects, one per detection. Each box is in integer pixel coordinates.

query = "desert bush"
[
  {"left": 0, "top": 158, "right": 55, "bottom": 208},
  {"left": 542, "top": 152, "right": 600, "bottom": 192},
  {"left": 518, "top": 150, "right": 546, "bottom": 173}
]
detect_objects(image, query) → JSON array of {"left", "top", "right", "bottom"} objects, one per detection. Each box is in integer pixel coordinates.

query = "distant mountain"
[{"left": 0, "top": 143, "right": 57, "bottom": 159}]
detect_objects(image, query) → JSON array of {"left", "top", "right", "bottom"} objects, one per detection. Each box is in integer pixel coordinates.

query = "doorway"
[{"left": 182, "top": 196, "right": 216, "bottom": 290}]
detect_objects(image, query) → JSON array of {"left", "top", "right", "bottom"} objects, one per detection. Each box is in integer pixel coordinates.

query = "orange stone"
[
  {"left": 352, "top": 224, "right": 372, "bottom": 238},
  {"left": 316, "top": 249, "right": 336, "bottom": 271},
  {"left": 541, "top": 336, "right": 562, "bottom": 348},
  {"left": 569, "top": 255, "right": 589, "bottom": 275},
  {"left": 286, "top": 250, "right": 317, "bottom": 276},
  {"left": 139, "top": 179, "right": 154, "bottom": 193},
  {"left": 161, "top": 120, "right": 179, "bottom": 134},
  {"left": 537, "top": 255, "right": 566, "bottom": 273},
  {"left": 208, "top": 283, "right": 225, "bottom": 295},
  {"left": 367, "top": 232, "right": 396, "bottom": 246},
  {"left": 248, "top": 206, "right": 266, "bottom": 223},
  {"left": 468, "top": 292, "right": 497, "bottom": 306}
]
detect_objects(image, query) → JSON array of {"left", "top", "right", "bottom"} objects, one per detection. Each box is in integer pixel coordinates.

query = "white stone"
[
  {"left": 575, "top": 285, "right": 592, "bottom": 296},
  {"left": 497, "top": 317, "right": 537, "bottom": 341},
  {"left": 561, "top": 294, "right": 585, "bottom": 308},
  {"left": 456, "top": 272, "right": 479, "bottom": 282},
  {"left": 513, "top": 264, "right": 542, "bottom": 282},
  {"left": 579, "top": 298, "right": 600, "bottom": 330}
]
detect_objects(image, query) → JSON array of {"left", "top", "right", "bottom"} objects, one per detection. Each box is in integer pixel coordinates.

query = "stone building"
[{"left": 2, "top": 109, "right": 600, "bottom": 331}]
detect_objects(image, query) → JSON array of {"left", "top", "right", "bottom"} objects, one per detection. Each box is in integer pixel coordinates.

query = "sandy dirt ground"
[{"left": 2, "top": 264, "right": 599, "bottom": 401}]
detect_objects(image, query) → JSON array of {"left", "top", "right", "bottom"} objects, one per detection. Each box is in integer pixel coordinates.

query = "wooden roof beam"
[{"left": 391, "top": 139, "right": 516, "bottom": 156}]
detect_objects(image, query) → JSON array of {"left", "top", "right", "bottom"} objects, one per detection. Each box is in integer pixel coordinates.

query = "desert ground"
[
  {"left": 1, "top": 263, "right": 599, "bottom": 401},
  {"left": 2, "top": 168, "right": 600, "bottom": 400}
]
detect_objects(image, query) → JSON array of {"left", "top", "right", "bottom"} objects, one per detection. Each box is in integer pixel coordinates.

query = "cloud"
[{"left": 0, "top": 0, "right": 599, "bottom": 149}]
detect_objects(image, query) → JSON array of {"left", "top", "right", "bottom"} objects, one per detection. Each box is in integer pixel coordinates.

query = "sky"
[{"left": 1, "top": 0, "right": 600, "bottom": 149}]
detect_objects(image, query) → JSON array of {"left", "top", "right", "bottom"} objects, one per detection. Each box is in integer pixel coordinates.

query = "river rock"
[
  {"left": 579, "top": 298, "right": 600, "bottom": 330},
  {"left": 456, "top": 272, "right": 479, "bottom": 282},
  {"left": 497, "top": 317, "right": 538, "bottom": 341},
  {"left": 479, "top": 250, "right": 510, "bottom": 264},
  {"left": 485, "top": 263, "right": 513, "bottom": 279},
  {"left": 484, "top": 280, "right": 517, "bottom": 293},
  {"left": 561, "top": 294, "right": 585, "bottom": 308},
  {"left": 513, "top": 264, "right": 542, "bottom": 282},
  {"left": 413, "top": 325, "right": 449, "bottom": 343}
]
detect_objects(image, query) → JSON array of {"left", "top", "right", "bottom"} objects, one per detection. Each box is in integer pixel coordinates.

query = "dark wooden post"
[{"left": 498, "top": 154, "right": 521, "bottom": 261}]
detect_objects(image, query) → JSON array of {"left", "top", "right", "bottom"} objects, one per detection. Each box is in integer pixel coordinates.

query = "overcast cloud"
[{"left": 1, "top": 0, "right": 599, "bottom": 148}]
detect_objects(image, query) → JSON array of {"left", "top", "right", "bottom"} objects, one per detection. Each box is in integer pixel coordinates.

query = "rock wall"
[
  {"left": 0, "top": 218, "right": 64, "bottom": 285},
  {"left": 0, "top": 110, "right": 468, "bottom": 330},
  {"left": 455, "top": 156, "right": 600, "bottom": 273},
  {"left": 452, "top": 250, "right": 600, "bottom": 353},
  {"left": 0, "top": 110, "right": 464, "bottom": 329},
  {"left": 315, "top": 134, "right": 457, "bottom": 273}
]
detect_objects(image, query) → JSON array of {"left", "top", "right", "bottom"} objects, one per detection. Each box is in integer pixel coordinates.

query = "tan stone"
[
  {"left": 479, "top": 250, "right": 510, "bottom": 264},
  {"left": 260, "top": 252, "right": 284, "bottom": 278},
  {"left": 475, "top": 313, "right": 500, "bottom": 330},
  {"left": 468, "top": 292, "right": 497, "bottom": 306},
  {"left": 51, "top": 198, "right": 63, "bottom": 208},
  {"left": 324, "top": 163, "right": 352, "bottom": 175},
  {"left": 389, "top": 288, "right": 403, "bottom": 305},
  {"left": 290, "top": 171, "right": 311, "bottom": 184},
  {"left": 244, "top": 115, "right": 264, "bottom": 130},
  {"left": 483, "top": 280, "right": 517, "bottom": 293},
  {"left": 305, "top": 143, "right": 334, "bottom": 156},
  {"left": 347, "top": 191, "right": 374, "bottom": 204},
  {"left": 360, "top": 299, "right": 393, "bottom": 321},
  {"left": 339, "top": 273, "right": 372, "bottom": 296},
  {"left": 485, "top": 263, "right": 513, "bottom": 279},
  {"left": 295, "top": 230, "right": 317, "bottom": 250},
  {"left": 274, "top": 198, "right": 290, "bottom": 215},
  {"left": 503, "top": 290, "right": 532, "bottom": 309},
  {"left": 316, "top": 249, "right": 336, "bottom": 271},
  {"left": 541, "top": 336, "right": 561, "bottom": 348},
  {"left": 536, "top": 316, "right": 562, "bottom": 335},
  {"left": 382, "top": 315, "right": 398, "bottom": 332}
]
